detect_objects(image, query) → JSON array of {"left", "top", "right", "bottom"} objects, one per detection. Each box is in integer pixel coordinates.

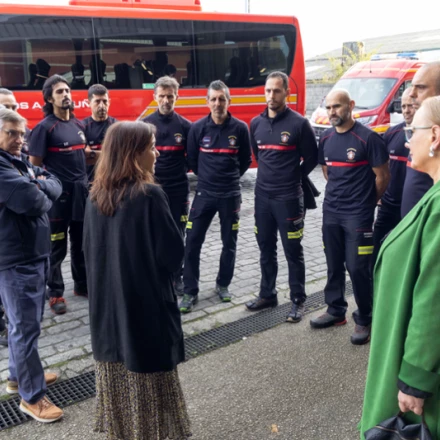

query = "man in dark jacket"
[
  {"left": 179, "top": 80, "right": 252, "bottom": 313},
  {"left": 245, "top": 72, "right": 318, "bottom": 324},
  {"left": 143, "top": 76, "right": 192, "bottom": 295},
  {"left": 0, "top": 109, "right": 63, "bottom": 423},
  {"left": 29, "top": 75, "right": 92, "bottom": 314},
  {"left": 82, "top": 84, "right": 117, "bottom": 183}
]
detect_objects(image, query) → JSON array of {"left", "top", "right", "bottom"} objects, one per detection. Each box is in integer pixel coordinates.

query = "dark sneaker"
[
  {"left": 74, "top": 290, "right": 88, "bottom": 298},
  {"left": 174, "top": 278, "right": 184, "bottom": 297},
  {"left": 215, "top": 284, "right": 231, "bottom": 302},
  {"left": 245, "top": 296, "right": 278, "bottom": 311},
  {"left": 179, "top": 294, "right": 198, "bottom": 313},
  {"left": 310, "top": 312, "right": 347, "bottom": 329},
  {"left": 350, "top": 324, "right": 371, "bottom": 345},
  {"left": 286, "top": 300, "right": 305, "bottom": 323},
  {"left": 49, "top": 297, "right": 67, "bottom": 315},
  {"left": 0, "top": 326, "right": 8, "bottom": 347}
]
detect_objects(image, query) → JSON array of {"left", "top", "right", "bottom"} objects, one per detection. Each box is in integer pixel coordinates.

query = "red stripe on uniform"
[
  {"left": 326, "top": 160, "right": 369, "bottom": 167},
  {"left": 258, "top": 144, "right": 296, "bottom": 151},
  {"left": 389, "top": 155, "right": 408, "bottom": 162},
  {"left": 47, "top": 144, "right": 84, "bottom": 153},
  {"left": 91, "top": 144, "right": 102, "bottom": 150},
  {"left": 156, "top": 146, "right": 185, "bottom": 151},
  {"left": 200, "top": 148, "right": 239, "bottom": 154},
  {"left": 407, "top": 161, "right": 413, "bottom": 168}
]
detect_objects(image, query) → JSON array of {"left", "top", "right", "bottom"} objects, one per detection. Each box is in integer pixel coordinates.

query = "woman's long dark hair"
[{"left": 90, "top": 121, "right": 157, "bottom": 216}]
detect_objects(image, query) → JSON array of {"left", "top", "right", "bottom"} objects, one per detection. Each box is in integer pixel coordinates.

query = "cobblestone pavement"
[{"left": 0, "top": 167, "right": 328, "bottom": 387}]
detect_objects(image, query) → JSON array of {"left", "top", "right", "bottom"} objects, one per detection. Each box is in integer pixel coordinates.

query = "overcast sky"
[{"left": 202, "top": 0, "right": 440, "bottom": 58}]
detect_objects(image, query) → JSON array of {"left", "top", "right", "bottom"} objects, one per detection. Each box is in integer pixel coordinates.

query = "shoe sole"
[
  {"left": 50, "top": 308, "right": 67, "bottom": 315},
  {"left": 220, "top": 297, "right": 231, "bottom": 303},
  {"left": 179, "top": 298, "right": 198, "bottom": 313},
  {"left": 310, "top": 318, "right": 347, "bottom": 329},
  {"left": 7, "top": 375, "right": 58, "bottom": 395},
  {"left": 350, "top": 335, "right": 371, "bottom": 345},
  {"left": 246, "top": 303, "right": 278, "bottom": 312},
  {"left": 286, "top": 316, "right": 302, "bottom": 323},
  {"left": 19, "top": 404, "right": 63, "bottom": 423}
]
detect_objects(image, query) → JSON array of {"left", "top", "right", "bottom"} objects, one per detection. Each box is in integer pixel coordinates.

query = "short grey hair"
[
  {"left": 154, "top": 76, "right": 180, "bottom": 94},
  {"left": 0, "top": 88, "right": 13, "bottom": 96},
  {"left": 207, "top": 80, "right": 230, "bottom": 101},
  {"left": 0, "top": 108, "right": 26, "bottom": 131}
]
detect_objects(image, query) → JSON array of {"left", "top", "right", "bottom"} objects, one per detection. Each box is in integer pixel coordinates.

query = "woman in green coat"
[{"left": 360, "top": 96, "right": 440, "bottom": 438}]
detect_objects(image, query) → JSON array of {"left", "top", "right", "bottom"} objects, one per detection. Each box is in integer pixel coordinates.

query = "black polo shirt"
[
  {"left": 380, "top": 122, "right": 409, "bottom": 210},
  {"left": 318, "top": 121, "right": 388, "bottom": 217},
  {"left": 143, "top": 111, "right": 191, "bottom": 197},
  {"left": 82, "top": 116, "right": 117, "bottom": 181},
  {"left": 400, "top": 163, "right": 433, "bottom": 217},
  {"left": 187, "top": 112, "right": 252, "bottom": 196},
  {"left": 29, "top": 114, "right": 87, "bottom": 183},
  {"left": 250, "top": 107, "right": 318, "bottom": 199}
]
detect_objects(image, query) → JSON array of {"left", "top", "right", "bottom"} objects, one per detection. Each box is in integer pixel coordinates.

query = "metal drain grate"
[
  {"left": 0, "top": 283, "right": 352, "bottom": 431},
  {"left": 185, "top": 282, "right": 353, "bottom": 359}
]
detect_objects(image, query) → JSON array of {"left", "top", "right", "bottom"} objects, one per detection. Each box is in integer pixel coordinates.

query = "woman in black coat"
[{"left": 83, "top": 121, "right": 191, "bottom": 440}]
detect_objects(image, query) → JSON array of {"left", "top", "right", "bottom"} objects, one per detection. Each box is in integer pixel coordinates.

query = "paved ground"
[
  {"left": 0, "top": 167, "right": 328, "bottom": 386},
  {"left": 1, "top": 297, "right": 368, "bottom": 440}
]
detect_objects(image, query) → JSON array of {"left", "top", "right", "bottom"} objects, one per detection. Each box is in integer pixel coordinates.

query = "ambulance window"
[{"left": 0, "top": 15, "right": 94, "bottom": 90}]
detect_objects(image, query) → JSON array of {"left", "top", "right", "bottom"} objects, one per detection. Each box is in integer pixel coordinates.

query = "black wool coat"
[{"left": 83, "top": 184, "right": 185, "bottom": 373}]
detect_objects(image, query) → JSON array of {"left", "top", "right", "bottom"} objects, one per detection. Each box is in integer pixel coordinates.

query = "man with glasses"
[
  {"left": 29, "top": 75, "right": 93, "bottom": 315},
  {"left": 372, "top": 88, "right": 415, "bottom": 266},
  {"left": 401, "top": 62, "right": 440, "bottom": 217},
  {"left": 311, "top": 89, "right": 389, "bottom": 345},
  {"left": 0, "top": 108, "right": 63, "bottom": 423}
]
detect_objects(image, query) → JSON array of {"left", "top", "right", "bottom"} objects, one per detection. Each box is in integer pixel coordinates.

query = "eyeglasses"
[
  {"left": 2, "top": 129, "right": 26, "bottom": 139},
  {"left": 403, "top": 126, "right": 432, "bottom": 142}
]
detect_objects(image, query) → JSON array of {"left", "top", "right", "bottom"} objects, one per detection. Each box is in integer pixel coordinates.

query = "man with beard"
[
  {"left": 142, "top": 76, "right": 191, "bottom": 295},
  {"left": 245, "top": 71, "right": 318, "bottom": 323},
  {"left": 82, "top": 84, "right": 117, "bottom": 183},
  {"left": 310, "top": 89, "right": 389, "bottom": 345},
  {"left": 372, "top": 89, "right": 415, "bottom": 266},
  {"left": 29, "top": 75, "right": 93, "bottom": 314},
  {"left": 400, "top": 62, "right": 440, "bottom": 217}
]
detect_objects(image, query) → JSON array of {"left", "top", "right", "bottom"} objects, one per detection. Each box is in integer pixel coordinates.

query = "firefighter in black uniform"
[
  {"left": 82, "top": 84, "right": 117, "bottom": 183},
  {"left": 179, "top": 80, "right": 252, "bottom": 313},
  {"left": 400, "top": 62, "right": 440, "bottom": 218},
  {"left": 245, "top": 71, "right": 318, "bottom": 323},
  {"left": 372, "top": 89, "right": 415, "bottom": 266},
  {"left": 29, "top": 75, "right": 93, "bottom": 315},
  {"left": 143, "top": 76, "right": 191, "bottom": 295},
  {"left": 310, "top": 89, "right": 389, "bottom": 345}
]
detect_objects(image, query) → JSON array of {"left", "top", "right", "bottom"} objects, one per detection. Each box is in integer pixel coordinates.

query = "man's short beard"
[{"left": 330, "top": 117, "right": 343, "bottom": 127}]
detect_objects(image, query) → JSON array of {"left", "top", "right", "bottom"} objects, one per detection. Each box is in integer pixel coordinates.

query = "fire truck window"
[
  {"left": 193, "top": 21, "right": 296, "bottom": 88},
  {"left": 0, "top": 15, "right": 94, "bottom": 90},
  {"left": 92, "top": 18, "right": 194, "bottom": 89}
]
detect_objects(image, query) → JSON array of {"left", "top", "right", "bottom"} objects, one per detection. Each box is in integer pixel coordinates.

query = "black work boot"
[
  {"left": 310, "top": 312, "right": 347, "bottom": 329},
  {"left": 350, "top": 324, "right": 371, "bottom": 345},
  {"left": 245, "top": 296, "right": 278, "bottom": 311},
  {"left": 179, "top": 294, "right": 198, "bottom": 313},
  {"left": 215, "top": 284, "right": 232, "bottom": 302},
  {"left": 286, "top": 299, "right": 305, "bottom": 323}
]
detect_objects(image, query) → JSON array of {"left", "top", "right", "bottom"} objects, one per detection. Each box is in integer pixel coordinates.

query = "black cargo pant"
[
  {"left": 47, "top": 184, "right": 88, "bottom": 298},
  {"left": 183, "top": 192, "right": 240, "bottom": 297},
  {"left": 165, "top": 191, "right": 190, "bottom": 282},
  {"left": 254, "top": 194, "right": 306, "bottom": 303},
  {"left": 322, "top": 211, "right": 374, "bottom": 326},
  {"left": 372, "top": 203, "right": 401, "bottom": 270}
]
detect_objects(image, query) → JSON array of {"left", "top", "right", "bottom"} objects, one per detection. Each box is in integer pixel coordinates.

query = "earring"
[{"left": 429, "top": 145, "right": 435, "bottom": 157}]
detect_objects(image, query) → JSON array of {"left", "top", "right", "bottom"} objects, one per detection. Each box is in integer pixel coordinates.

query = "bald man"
[
  {"left": 310, "top": 89, "right": 389, "bottom": 345},
  {"left": 400, "top": 62, "right": 440, "bottom": 217},
  {"left": 372, "top": 89, "right": 416, "bottom": 266}
]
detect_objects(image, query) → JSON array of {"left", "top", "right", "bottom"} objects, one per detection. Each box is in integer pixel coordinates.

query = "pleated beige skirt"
[{"left": 94, "top": 361, "right": 192, "bottom": 440}]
